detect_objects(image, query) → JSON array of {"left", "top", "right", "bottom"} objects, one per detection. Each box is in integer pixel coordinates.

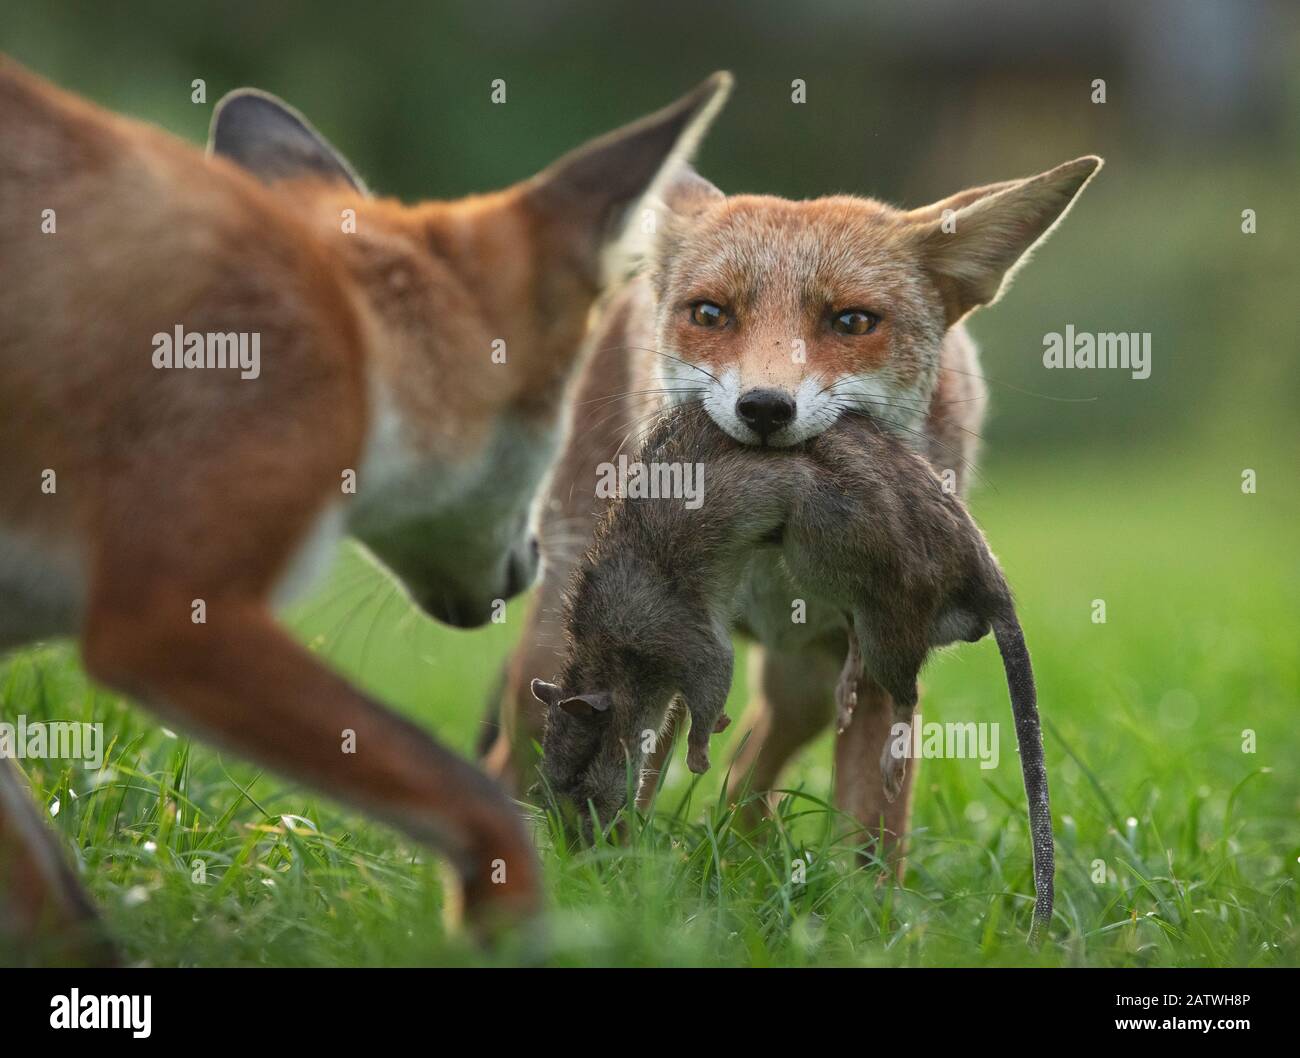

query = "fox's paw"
[{"left": 445, "top": 823, "right": 544, "bottom": 948}]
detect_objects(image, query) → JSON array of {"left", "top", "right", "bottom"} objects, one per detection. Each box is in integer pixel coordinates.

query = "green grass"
[{"left": 2, "top": 447, "right": 1296, "bottom": 967}]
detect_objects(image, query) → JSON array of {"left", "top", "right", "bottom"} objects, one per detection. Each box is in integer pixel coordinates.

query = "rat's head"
[
  {"left": 529, "top": 555, "right": 694, "bottom": 831},
  {"left": 643, "top": 158, "right": 1102, "bottom": 448},
  {"left": 531, "top": 664, "right": 677, "bottom": 836},
  {"left": 209, "top": 75, "right": 732, "bottom": 626},
  {"left": 531, "top": 584, "right": 736, "bottom": 835}
]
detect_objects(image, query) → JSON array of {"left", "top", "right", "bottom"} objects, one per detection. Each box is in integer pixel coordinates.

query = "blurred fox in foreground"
[{"left": 0, "top": 56, "right": 731, "bottom": 961}]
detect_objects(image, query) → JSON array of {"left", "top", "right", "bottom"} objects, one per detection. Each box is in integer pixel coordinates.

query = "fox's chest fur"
[{"left": 732, "top": 555, "right": 847, "bottom": 653}]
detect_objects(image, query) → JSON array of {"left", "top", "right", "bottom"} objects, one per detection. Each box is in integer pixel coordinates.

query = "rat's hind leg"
[
  {"left": 835, "top": 627, "right": 863, "bottom": 733},
  {"left": 878, "top": 702, "right": 914, "bottom": 805},
  {"left": 726, "top": 645, "right": 837, "bottom": 827},
  {"left": 852, "top": 620, "right": 922, "bottom": 807},
  {"left": 834, "top": 675, "right": 918, "bottom": 876}
]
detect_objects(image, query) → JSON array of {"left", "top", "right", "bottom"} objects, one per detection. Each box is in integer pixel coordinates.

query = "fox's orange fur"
[{"left": 0, "top": 56, "right": 732, "bottom": 960}]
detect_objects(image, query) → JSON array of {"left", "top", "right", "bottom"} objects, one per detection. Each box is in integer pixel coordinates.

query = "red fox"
[
  {"left": 0, "top": 57, "right": 731, "bottom": 960},
  {"left": 487, "top": 155, "right": 1100, "bottom": 866}
]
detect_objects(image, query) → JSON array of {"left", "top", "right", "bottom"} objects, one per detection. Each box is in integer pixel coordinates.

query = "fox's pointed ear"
[
  {"left": 908, "top": 156, "right": 1102, "bottom": 326},
  {"left": 208, "top": 89, "right": 366, "bottom": 193},
  {"left": 523, "top": 72, "right": 732, "bottom": 283}
]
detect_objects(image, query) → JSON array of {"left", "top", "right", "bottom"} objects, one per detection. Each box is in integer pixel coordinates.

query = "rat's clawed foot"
[
  {"left": 835, "top": 628, "right": 863, "bottom": 733},
  {"left": 879, "top": 727, "right": 908, "bottom": 803},
  {"left": 685, "top": 694, "right": 729, "bottom": 773},
  {"left": 835, "top": 684, "right": 857, "bottom": 733},
  {"left": 686, "top": 712, "right": 730, "bottom": 771}
]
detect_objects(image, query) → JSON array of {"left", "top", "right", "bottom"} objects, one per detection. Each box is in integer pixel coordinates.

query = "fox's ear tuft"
[
  {"left": 910, "top": 155, "right": 1103, "bottom": 326},
  {"left": 523, "top": 72, "right": 733, "bottom": 283},
  {"left": 209, "top": 89, "right": 366, "bottom": 193}
]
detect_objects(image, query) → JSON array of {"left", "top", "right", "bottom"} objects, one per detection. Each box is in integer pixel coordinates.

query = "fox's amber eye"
[
  {"left": 690, "top": 302, "right": 727, "bottom": 327},
  {"left": 832, "top": 309, "right": 880, "bottom": 335}
]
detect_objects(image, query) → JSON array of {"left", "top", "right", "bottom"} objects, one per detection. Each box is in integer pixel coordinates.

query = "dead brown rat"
[
  {"left": 530, "top": 411, "right": 784, "bottom": 827},
  {"left": 533, "top": 404, "right": 1052, "bottom": 941}
]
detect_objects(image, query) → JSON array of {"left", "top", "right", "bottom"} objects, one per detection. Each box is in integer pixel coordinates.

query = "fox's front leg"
[
  {"left": 81, "top": 587, "right": 540, "bottom": 934},
  {"left": 0, "top": 756, "right": 119, "bottom": 966}
]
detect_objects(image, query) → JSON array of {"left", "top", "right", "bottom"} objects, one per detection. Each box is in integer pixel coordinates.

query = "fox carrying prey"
[
  {"left": 0, "top": 57, "right": 732, "bottom": 960},
  {"left": 532, "top": 405, "right": 1053, "bottom": 942},
  {"left": 489, "top": 153, "right": 1100, "bottom": 867}
]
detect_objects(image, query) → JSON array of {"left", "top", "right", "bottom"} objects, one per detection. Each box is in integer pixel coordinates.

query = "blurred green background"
[
  {"left": 5, "top": 0, "right": 1298, "bottom": 452},
  {"left": 1, "top": 1, "right": 1296, "bottom": 966}
]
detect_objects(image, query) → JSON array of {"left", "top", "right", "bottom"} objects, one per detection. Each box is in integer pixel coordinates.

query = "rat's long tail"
[{"left": 993, "top": 611, "right": 1053, "bottom": 946}]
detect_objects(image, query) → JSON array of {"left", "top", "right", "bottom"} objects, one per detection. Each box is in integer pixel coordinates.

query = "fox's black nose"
[{"left": 736, "top": 388, "right": 796, "bottom": 441}]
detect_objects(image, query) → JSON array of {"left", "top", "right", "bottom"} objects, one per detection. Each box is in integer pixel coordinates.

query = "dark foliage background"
[{"left": 4, "top": 0, "right": 1296, "bottom": 455}]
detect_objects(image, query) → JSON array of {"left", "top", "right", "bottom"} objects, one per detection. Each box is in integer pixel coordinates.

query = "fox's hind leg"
[{"left": 0, "top": 756, "right": 119, "bottom": 965}]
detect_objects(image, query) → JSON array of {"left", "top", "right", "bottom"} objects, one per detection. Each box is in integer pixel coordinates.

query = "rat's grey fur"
[{"left": 535, "top": 405, "right": 1052, "bottom": 942}]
